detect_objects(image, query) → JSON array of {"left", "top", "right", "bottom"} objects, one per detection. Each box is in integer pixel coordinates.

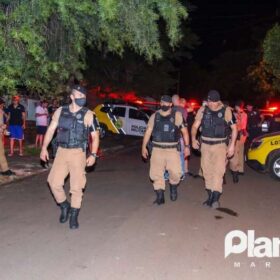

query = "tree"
[
  {"left": 263, "top": 24, "right": 280, "bottom": 94},
  {"left": 248, "top": 24, "right": 280, "bottom": 97},
  {"left": 0, "top": 0, "right": 188, "bottom": 97},
  {"left": 84, "top": 27, "right": 199, "bottom": 98}
]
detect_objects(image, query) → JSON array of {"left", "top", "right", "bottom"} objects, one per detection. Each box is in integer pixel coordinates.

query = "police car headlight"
[{"left": 250, "top": 139, "right": 263, "bottom": 150}]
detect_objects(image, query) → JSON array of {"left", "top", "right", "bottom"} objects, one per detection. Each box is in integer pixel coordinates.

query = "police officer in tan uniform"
[
  {"left": 142, "top": 95, "right": 190, "bottom": 205},
  {"left": 40, "top": 85, "right": 100, "bottom": 229},
  {"left": 191, "top": 90, "right": 237, "bottom": 208},
  {"left": 229, "top": 100, "right": 248, "bottom": 183},
  {"left": 0, "top": 99, "right": 15, "bottom": 176}
]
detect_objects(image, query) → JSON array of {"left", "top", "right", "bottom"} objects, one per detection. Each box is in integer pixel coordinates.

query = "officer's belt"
[
  {"left": 58, "top": 143, "right": 85, "bottom": 149},
  {"left": 152, "top": 143, "right": 178, "bottom": 149},
  {"left": 201, "top": 139, "right": 227, "bottom": 145}
]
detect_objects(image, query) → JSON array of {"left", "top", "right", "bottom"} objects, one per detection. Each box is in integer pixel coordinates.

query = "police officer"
[
  {"left": 229, "top": 100, "right": 248, "bottom": 183},
  {"left": 246, "top": 103, "right": 261, "bottom": 143},
  {"left": 191, "top": 90, "right": 237, "bottom": 208},
  {"left": 142, "top": 95, "right": 190, "bottom": 205},
  {"left": 40, "top": 85, "right": 100, "bottom": 229}
]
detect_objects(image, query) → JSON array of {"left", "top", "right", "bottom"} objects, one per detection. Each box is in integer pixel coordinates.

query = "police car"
[
  {"left": 93, "top": 104, "right": 149, "bottom": 138},
  {"left": 247, "top": 132, "right": 280, "bottom": 180}
]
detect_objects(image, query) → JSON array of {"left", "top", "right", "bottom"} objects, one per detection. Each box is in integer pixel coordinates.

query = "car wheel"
[
  {"left": 269, "top": 152, "right": 280, "bottom": 181},
  {"left": 99, "top": 123, "right": 108, "bottom": 139}
]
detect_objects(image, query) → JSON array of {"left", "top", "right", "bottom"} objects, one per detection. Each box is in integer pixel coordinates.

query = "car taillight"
[{"left": 250, "top": 139, "right": 263, "bottom": 149}]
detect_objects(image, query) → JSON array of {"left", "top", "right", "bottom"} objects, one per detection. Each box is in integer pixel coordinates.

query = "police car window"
[
  {"left": 100, "top": 107, "right": 111, "bottom": 113},
  {"left": 112, "top": 107, "right": 126, "bottom": 117},
  {"left": 129, "top": 109, "right": 148, "bottom": 121}
]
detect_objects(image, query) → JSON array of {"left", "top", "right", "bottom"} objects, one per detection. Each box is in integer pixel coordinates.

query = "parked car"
[
  {"left": 93, "top": 104, "right": 149, "bottom": 138},
  {"left": 247, "top": 132, "right": 280, "bottom": 180}
]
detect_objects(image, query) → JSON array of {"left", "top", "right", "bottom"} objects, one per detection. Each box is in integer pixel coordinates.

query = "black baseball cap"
[
  {"left": 207, "top": 90, "right": 220, "bottom": 102},
  {"left": 72, "top": 85, "right": 87, "bottom": 95},
  {"left": 161, "top": 95, "right": 172, "bottom": 103}
]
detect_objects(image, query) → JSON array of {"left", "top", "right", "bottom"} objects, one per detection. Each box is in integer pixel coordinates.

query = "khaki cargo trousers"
[
  {"left": 201, "top": 142, "right": 227, "bottom": 193},
  {"left": 229, "top": 140, "right": 245, "bottom": 173},
  {"left": 48, "top": 147, "right": 87, "bottom": 209},
  {"left": 150, "top": 147, "right": 181, "bottom": 190}
]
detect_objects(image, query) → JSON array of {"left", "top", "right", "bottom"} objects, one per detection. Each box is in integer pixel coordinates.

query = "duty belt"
[
  {"left": 201, "top": 139, "right": 227, "bottom": 145},
  {"left": 58, "top": 143, "right": 86, "bottom": 151},
  {"left": 152, "top": 143, "right": 179, "bottom": 149}
]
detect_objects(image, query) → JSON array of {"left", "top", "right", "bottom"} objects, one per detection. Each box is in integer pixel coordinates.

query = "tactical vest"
[
  {"left": 201, "top": 106, "right": 228, "bottom": 139},
  {"left": 56, "top": 106, "right": 89, "bottom": 150},
  {"left": 152, "top": 111, "right": 180, "bottom": 143}
]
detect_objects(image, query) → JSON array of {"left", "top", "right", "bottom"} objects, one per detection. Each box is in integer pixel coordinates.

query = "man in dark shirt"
[
  {"left": 7, "top": 95, "right": 26, "bottom": 156},
  {"left": 246, "top": 104, "right": 261, "bottom": 143}
]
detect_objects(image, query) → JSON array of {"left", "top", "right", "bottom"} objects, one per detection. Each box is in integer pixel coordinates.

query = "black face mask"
[
  {"left": 74, "top": 98, "right": 86, "bottom": 107},
  {"left": 161, "top": 105, "right": 171, "bottom": 112}
]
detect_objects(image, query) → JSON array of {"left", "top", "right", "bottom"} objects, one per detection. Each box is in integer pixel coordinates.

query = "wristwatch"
[
  {"left": 184, "top": 144, "right": 190, "bottom": 148},
  {"left": 91, "top": 153, "right": 99, "bottom": 158}
]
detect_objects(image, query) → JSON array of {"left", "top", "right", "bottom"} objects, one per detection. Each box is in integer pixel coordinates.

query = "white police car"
[{"left": 93, "top": 104, "right": 150, "bottom": 138}]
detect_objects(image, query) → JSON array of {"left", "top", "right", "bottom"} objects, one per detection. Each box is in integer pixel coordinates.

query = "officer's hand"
[
  {"left": 86, "top": 155, "right": 96, "bottom": 167},
  {"left": 142, "top": 147, "right": 149, "bottom": 159},
  {"left": 227, "top": 145, "right": 235, "bottom": 158},
  {"left": 40, "top": 148, "right": 49, "bottom": 162},
  {"left": 184, "top": 147, "right": 190, "bottom": 157},
  {"left": 192, "top": 139, "right": 200, "bottom": 150}
]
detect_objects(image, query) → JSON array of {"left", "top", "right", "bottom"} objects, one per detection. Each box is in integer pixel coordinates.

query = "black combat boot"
[
  {"left": 153, "top": 190, "right": 165, "bottom": 205},
  {"left": 2, "top": 169, "right": 16, "bottom": 176},
  {"left": 69, "top": 208, "right": 80, "bottom": 229},
  {"left": 59, "top": 200, "right": 70, "bottom": 223},
  {"left": 170, "top": 184, "right": 178, "bottom": 201},
  {"left": 232, "top": 171, "right": 239, "bottom": 183},
  {"left": 202, "top": 189, "right": 213, "bottom": 207},
  {"left": 211, "top": 191, "right": 221, "bottom": 209}
]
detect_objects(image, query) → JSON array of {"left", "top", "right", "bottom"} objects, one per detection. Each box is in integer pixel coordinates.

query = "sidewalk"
[{"left": 0, "top": 135, "right": 141, "bottom": 187}]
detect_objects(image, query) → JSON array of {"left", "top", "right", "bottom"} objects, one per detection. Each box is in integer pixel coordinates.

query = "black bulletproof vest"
[
  {"left": 152, "top": 111, "right": 180, "bottom": 143},
  {"left": 56, "top": 106, "right": 88, "bottom": 150},
  {"left": 201, "top": 106, "right": 228, "bottom": 138}
]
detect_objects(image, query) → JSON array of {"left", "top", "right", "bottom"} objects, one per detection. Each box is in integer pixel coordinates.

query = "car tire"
[
  {"left": 269, "top": 152, "right": 280, "bottom": 181},
  {"left": 99, "top": 123, "right": 108, "bottom": 139}
]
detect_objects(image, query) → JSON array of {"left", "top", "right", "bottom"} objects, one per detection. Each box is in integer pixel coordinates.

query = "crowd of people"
[
  {"left": 142, "top": 90, "right": 268, "bottom": 209},
  {"left": 0, "top": 86, "right": 275, "bottom": 229}
]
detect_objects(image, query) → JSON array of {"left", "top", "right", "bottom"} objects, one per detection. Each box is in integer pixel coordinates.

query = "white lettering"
[
  {"left": 225, "top": 230, "right": 247, "bottom": 258},
  {"left": 250, "top": 262, "right": 256, "bottom": 268},
  {"left": 265, "top": 262, "right": 271, "bottom": 268},
  {"left": 254, "top": 238, "right": 272, "bottom": 258},
  {"left": 225, "top": 230, "right": 280, "bottom": 258},
  {"left": 234, "top": 262, "right": 241, "bottom": 268}
]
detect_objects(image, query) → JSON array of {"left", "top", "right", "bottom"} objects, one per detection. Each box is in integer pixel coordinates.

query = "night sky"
[{"left": 190, "top": 0, "right": 280, "bottom": 64}]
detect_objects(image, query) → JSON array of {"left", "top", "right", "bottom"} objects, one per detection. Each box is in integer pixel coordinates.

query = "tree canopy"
[
  {"left": 0, "top": 0, "right": 188, "bottom": 97},
  {"left": 249, "top": 23, "right": 280, "bottom": 97}
]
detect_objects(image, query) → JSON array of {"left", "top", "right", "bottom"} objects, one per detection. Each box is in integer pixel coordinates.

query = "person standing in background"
[
  {"left": 7, "top": 95, "right": 26, "bottom": 156},
  {"left": 246, "top": 103, "right": 261, "bottom": 143},
  {"left": 35, "top": 100, "right": 49, "bottom": 148},
  {"left": 0, "top": 98, "right": 15, "bottom": 176},
  {"left": 229, "top": 100, "right": 248, "bottom": 183},
  {"left": 179, "top": 98, "right": 190, "bottom": 176},
  {"left": 172, "top": 94, "right": 187, "bottom": 179}
]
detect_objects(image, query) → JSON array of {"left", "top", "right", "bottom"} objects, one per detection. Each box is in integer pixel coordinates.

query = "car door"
[
  {"left": 111, "top": 106, "right": 127, "bottom": 134},
  {"left": 127, "top": 108, "right": 149, "bottom": 136}
]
